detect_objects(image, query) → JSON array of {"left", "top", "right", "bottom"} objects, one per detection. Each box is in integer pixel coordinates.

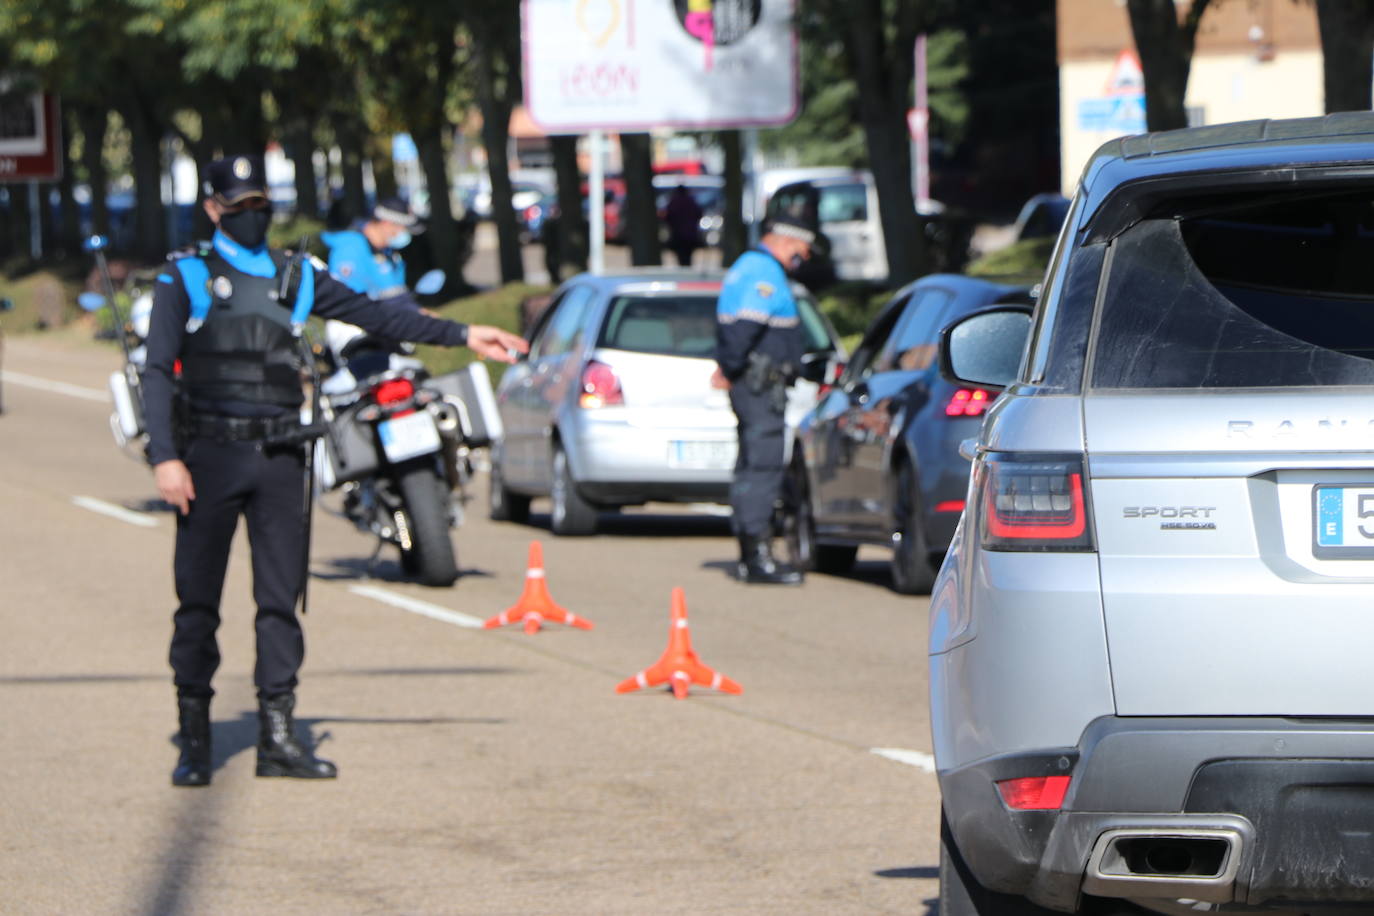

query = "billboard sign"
[
  {"left": 522, "top": 0, "right": 799, "bottom": 133},
  {"left": 0, "top": 91, "right": 62, "bottom": 182}
]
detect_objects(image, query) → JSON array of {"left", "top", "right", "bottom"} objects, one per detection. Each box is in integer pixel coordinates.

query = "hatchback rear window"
[
  {"left": 1092, "top": 188, "right": 1374, "bottom": 389},
  {"left": 598, "top": 295, "right": 720, "bottom": 357},
  {"left": 598, "top": 293, "right": 835, "bottom": 358}
]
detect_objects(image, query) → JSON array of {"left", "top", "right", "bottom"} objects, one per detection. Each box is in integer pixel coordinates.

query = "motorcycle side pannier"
[
  {"left": 318, "top": 405, "right": 381, "bottom": 488},
  {"left": 428, "top": 362, "right": 504, "bottom": 448}
]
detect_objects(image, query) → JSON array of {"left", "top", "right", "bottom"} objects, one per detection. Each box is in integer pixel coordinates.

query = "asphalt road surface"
[{"left": 1, "top": 331, "right": 941, "bottom": 915}]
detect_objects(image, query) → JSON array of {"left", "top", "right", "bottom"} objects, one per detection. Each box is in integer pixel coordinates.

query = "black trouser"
[
  {"left": 170, "top": 437, "right": 307, "bottom": 701},
  {"left": 728, "top": 386, "right": 786, "bottom": 540}
]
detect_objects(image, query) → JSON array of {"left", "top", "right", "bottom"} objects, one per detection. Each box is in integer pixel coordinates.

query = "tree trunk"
[
  {"left": 366, "top": 132, "right": 399, "bottom": 200},
  {"left": 619, "top": 133, "right": 661, "bottom": 266},
  {"left": 551, "top": 134, "right": 587, "bottom": 276},
  {"left": 1316, "top": 0, "right": 1374, "bottom": 113},
  {"left": 720, "top": 131, "right": 747, "bottom": 266},
  {"left": 1126, "top": 0, "right": 1212, "bottom": 132},
  {"left": 8, "top": 181, "right": 32, "bottom": 261},
  {"left": 123, "top": 98, "right": 166, "bottom": 261},
  {"left": 414, "top": 121, "right": 465, "bottom": 292},
  {"left": 76, "top": 106, "right": 110, "bottom": 239},
  {"left": 477, "top": 58, "right": 524, "bottom": 285},
  {"left": 844, "top": 0, "right": 921, "bottom": 287},
  {"left": 58, "top": 108, "right": 82, "bottom": 257},
  {"left": 285, "top": 120, "right": 319, "bottom": 219},
  {"left": 336, "top": 115, "right": 368, "bottom": 227}
]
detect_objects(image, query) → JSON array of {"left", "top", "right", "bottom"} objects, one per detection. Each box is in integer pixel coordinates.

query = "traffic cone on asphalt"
[
  {"left": 483, "top": 541, "right": 594, "bottom": 634},
  {"left": 615, "top": 588, "right": 742, "bottom": 699}
]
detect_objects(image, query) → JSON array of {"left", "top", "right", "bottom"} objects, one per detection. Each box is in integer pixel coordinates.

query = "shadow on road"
[
  {"left": 311, "top": 555, "right": 495, "bottom": 583},
  {"left": 516, "top": 510, "right": 733, "bottom": 539}
]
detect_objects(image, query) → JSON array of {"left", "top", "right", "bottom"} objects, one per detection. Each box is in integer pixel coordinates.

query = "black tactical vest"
[{"left": 179, "top": 250, "right": 305, "bottom": 408}]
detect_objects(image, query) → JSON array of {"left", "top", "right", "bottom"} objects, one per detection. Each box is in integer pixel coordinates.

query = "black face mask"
[{"left": 219, "top": 206, "right": 272, "bottom": 249}]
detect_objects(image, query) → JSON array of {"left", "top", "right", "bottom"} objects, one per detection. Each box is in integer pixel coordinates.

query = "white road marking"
[
  {"left": 871, "top": 747, "right": 937, "bottom": 773},
  {"left": 347, "top": 584, "right": 485, "bottom": 629},
  {"left": 72, "top": 496, "right": 159, "bottom": 528},
  {"left": 2, "top": 370, "right": 108, "bottom": 402}
]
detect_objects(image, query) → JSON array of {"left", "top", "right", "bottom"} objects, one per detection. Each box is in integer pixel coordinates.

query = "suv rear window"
[
  {"left": 1092, "top": 188, "right": 1374, "bottom": 389},
  {"left": 598, "top": 293, "right": 835, "bottom": 358}
]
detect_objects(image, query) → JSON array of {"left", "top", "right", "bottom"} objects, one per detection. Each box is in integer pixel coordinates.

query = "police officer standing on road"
[
  {"left": 144, "top": 155, "right": 527, "bottom": 787},
  {"left": 713, "top": 216, "right": 817, "bottom": 585}
]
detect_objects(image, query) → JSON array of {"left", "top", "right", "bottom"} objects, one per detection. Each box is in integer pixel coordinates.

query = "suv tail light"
[
  {"left": 996, "top": 775, "right": 1072, "bottom": 810},
  {"left": 978, "top": 453, "right": 1093, "bottom": 551},
  {"left": 579, "top": 360, "right": 624, "bottom": 408},
  {"left": 945, "top": 387, "right": 994, "bottom": 417}
]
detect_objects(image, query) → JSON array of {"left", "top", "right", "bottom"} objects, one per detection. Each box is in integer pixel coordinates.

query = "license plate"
[
  {"left": 669, "top": 439, "right": 735, "bottom": 470},
  {"left": 1313, "top": 484, "right": 1374, "bottom": 558},
  {"left": 378, "top": 412, "right": 441, "bottom": 463}
]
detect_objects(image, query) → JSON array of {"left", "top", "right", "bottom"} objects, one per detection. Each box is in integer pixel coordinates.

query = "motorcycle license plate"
[{"left": 378, "top": 412, "right": 441, "bottom": 463}]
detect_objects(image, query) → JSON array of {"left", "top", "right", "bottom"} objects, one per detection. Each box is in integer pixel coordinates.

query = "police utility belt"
[{"left": 184, "top": 413, "right": 304, "bottom": 444}]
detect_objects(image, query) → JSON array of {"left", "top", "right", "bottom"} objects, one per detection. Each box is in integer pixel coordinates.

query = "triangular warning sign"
[{"left": 1105, "top": 49, "right": 1145, "bottom": 96}]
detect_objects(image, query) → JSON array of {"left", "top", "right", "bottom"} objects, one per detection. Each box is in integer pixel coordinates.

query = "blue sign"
[
  {"left": 391, "top": 133, "right": 418, "bottom": 163},
  {"left": 1077, "top": 94, "right": 1147, "bottom": 134}
]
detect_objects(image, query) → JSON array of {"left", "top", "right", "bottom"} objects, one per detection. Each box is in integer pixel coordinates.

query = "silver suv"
[{"left": 933, "top": 113, "right": 1374, "bottom": 915}]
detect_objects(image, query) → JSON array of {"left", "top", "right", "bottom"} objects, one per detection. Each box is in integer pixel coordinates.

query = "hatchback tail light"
[
  {"left": 945, "top": 387, "right": 994, "bottom": 417},
  {"left": 978, "top": 453, "right": 1093, "bottom": 551},
  {"left": 579, "top": 360, "right": 624, "bottom": 408}
]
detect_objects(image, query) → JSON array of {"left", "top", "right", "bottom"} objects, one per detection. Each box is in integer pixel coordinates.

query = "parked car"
[
  {"left": 781, "top": 274, "right": 1031, "bottom": 594},
  {"left": 932, "top": 113, "right": 1374, "bottom": 915},
  {"left": 518, "top": 191, "right": 558, "bottom": 244},
  {"left": 490, "top": 268, "right": 845, "bottom": 536},
  {"left": 1011, "top": 191, "right": 1071, "bottom": 242}
]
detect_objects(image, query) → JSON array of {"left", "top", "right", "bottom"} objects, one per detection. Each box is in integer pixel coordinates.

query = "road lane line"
[
  {"left": 2, "top": 370, "right": 108, "bottom": 402},
  {"left": 72, "top": 496, "right": 159, "bottom": 528},
  {"left": 686, "top": 503, "right": 733, "bottom": 517},
  {"left": 347, "top": 584, "right": 485, "bottom": 629},
  {"left": 871, "top": 747, "right": 937, "bottom": 772}
]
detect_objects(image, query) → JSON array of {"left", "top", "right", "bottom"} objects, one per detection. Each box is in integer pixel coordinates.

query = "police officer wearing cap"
[
  {"left": 144, "top": 155, "right": 527, "bottom": 787},
  {"left": 713, "top": 216, "right": 817, "bottom": 585},
  {"left": 321, "top": 196, "right": 429, "bottom": 379}
]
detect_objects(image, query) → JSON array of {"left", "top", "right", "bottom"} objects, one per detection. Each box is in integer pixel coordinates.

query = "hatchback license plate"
[
  {"left": 670, "top": 440, "right": 735, "bottom": 469},
  {"left": 1313, "top": 484, "right": 1374, "bottom": 558},
  {"left": 378, "top": 412, "right": 441, "bottom": 463}
]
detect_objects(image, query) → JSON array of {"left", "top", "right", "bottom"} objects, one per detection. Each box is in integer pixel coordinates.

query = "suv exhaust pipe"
[{"left": 1082, "top": 828, "right": 1243, "bottom": 903}]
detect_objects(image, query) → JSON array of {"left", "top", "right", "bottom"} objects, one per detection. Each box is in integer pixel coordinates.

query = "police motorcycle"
[
  {"left": 312, "top": 269, "right": 502, "bottom": 588},
  {"left": 76, "top": 235, "right": 156, "bottom": 458}
]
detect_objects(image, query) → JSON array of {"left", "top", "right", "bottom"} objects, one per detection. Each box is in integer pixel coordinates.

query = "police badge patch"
[
  {"left": 212, "top": 276, "right": 234, "bottom": 299},
  {"left": 755, "top": 281, "right": 774, "bottom": 298},
  {"left": 233, "top": 157, "right": 252, "bottom": 180}
]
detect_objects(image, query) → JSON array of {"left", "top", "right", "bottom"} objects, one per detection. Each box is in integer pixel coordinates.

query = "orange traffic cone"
[
  {"left": 615, "top": 587, "right": 742, "bottom": 699},
  {"left": 483, "top": 541, "right": 593, "bottom": 634}
]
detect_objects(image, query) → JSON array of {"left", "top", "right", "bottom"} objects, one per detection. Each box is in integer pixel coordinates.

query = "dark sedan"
[{"left": 781, "top": 273, "right": 1033, "bottom": 593}]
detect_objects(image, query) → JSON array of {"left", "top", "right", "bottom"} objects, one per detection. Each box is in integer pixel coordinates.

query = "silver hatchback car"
[
  {"left": 933, "top": 113, "right": 1374, "bottom": 915},
  {"left": 490, "top": 269, "right": 842, "bottom": 535}
]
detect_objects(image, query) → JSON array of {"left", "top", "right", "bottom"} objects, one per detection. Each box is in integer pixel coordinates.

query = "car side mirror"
[
  {"left": 938, "top": 306, "right": 1033, "bottom": 389},
  {"left": 798, "top": 350, "right": 830, "bottom": 384}
]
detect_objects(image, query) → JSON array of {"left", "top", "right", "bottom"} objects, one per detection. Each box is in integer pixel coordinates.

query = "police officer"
[
  {"left": 713, "top": 216, "right": 816, "bottom": 585},
  {"left": 144, "top": 155, "right": 527, "bottom": 787},
  {"left": 321, "top": 196, "right": 428, "bottom": 379}
]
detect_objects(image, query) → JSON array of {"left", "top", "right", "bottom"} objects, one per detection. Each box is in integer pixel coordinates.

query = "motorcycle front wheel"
[{"left": 397, "top": 463, "right": 459, "bottom": 586}]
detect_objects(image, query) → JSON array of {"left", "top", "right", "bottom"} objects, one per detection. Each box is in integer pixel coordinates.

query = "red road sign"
[{"left": 0, "top": 93, "right": 62, "bottom": 183}]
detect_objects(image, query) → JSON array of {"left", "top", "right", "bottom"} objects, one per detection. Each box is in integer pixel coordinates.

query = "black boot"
[
  {"left": 256, "top": 693, "right": 337, "bottom": 779},
  {"left": 172, "top": 696, "right": 212, "bottom": 787},
  {"left": 737, "top": 535, "right": 803, "bottom": 585}
]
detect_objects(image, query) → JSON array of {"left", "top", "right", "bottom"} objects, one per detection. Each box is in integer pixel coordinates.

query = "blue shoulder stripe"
[{"left": 178, "top": 258, "right": 213, "bottom": 332}]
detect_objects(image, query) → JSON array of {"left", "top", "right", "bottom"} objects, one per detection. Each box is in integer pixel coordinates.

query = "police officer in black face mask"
[{"left": 144, "top": 155, "right": 527, "bottom": 787}]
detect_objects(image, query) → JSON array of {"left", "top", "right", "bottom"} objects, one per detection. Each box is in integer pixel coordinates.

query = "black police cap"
[
  {"left": 371, "top": 195, "right": 425, "bottom": 232},
  {"left": 205, "top": 155, "right": 268, "bottom": 205}
]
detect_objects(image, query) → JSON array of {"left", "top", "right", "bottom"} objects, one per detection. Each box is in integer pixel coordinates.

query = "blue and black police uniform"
[
  {"left": 715, "top": 238, "right": 806, "bottom": 582},
  {"left": 144, "top": 155, "right": 471, "bottom": 784}
]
